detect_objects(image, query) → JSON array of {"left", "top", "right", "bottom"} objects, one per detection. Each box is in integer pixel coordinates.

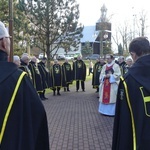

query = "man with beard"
[
  {"left": 0, "top": 21, "right": 49, "bottom": 150},
  {"left": 112, "top": 37, "right": 150, "bottom": 150}
]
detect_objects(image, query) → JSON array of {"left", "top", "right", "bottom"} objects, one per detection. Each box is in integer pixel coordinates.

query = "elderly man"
[
  {"left": 0, "top": 21, "right": 49, "bottom": 149},
  {"left": 50, "top": 59, "right": 62, "bottom": 95},
  {"left": 29, "top": 56, "right": 45, "bottom": 100},
  {"left": 38, "top": 57, "right": 50, "bottom": 99},
  {"left": 62, "top": 58, "right": 73, "bottom": 92},
  {"left": 13, "top": 55, "right": 20, "bottom": 67},
  {"left": 124, "top": 57, "right": 133, "bottom": 73},
  {"left": 118, "top": 56, "right": 126, "bottom": 75},
  {"left": 19, "top": 53, "right": 32, "bottom": 81},
  {"left": 92, "top": 58, "right": 106, "bottom": 93},
  {"left": 73, "top": 55, "right": 86, "bottom": 92}
]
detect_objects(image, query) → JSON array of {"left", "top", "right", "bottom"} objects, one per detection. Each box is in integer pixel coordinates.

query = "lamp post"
[
  {"left": 100, "top": 30, "right": 103, "bottom": 58},
  {"left": 9, "top": 0, "right": 13, "bottom": 62},
  {"left": 100, "top": 31, "right": 108, "bottom": 58}
]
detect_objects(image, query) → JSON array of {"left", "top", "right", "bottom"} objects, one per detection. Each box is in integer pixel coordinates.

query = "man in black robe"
[
  {"left": 118, "top": 56, "right": 126, "bottom": 75},
  {"left": 62, "top": 59, "right": 72, "bottom": 92},
  {"left": 92, "top": 58, "right": 105, "bottom": 93},
  {"left": 50, "top": 59, "right": 62, "bottom": 95},
  {"left": 29, "top": 56, "right": 45, "bottom": 100},
  {"left": 73, "top": 55, "right": 86, "bottom": 92},
  {"left": 19, "top": 53, "right": 32, "bottom": 81},
  {"left": 112, "top": 37, "right": 150, "bottom": 150},
  {"left": 38, "top": 57, "right": 50, "bottom": 99},
  {"left": 0, "top": 21, "right": 49, "bottom": 150}
]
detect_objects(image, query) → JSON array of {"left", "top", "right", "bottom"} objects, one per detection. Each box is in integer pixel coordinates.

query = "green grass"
[
  {"left": 45, "top": 73, "right": 92, "bottom": 94},
  {"left": 45, "top": 60, "right": 94, "bottom": 94}
]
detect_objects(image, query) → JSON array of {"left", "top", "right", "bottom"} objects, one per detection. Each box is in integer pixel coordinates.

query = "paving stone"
[{"left": 43, "top": 80, "right": 114, "bottom": 150}]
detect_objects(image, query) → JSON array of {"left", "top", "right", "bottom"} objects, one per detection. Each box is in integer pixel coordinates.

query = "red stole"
[{"left": 102, "top": 65, "right": 113, "bottom": 104}]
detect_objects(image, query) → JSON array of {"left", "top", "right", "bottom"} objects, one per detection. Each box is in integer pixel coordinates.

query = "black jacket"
[
  {"left": 73, "top": 60, "right": 86, "bottom": 81},
  {"left": 0, "top": 53, "right": 49, "bottom": 150},
  {"left": 112, "top": 55, "right": 150, "bottom": 150}
]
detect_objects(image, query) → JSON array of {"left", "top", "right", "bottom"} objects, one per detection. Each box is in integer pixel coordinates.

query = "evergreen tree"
[
  {"left": 19, "top": 0, "right": 83, "bottom": 69},
  {"left": 81, "top": 42, "right": 93, "bottom": 56},
  {"left": 118, "top": 43, "right": 123, "bottom": 55},
  {"left": 0, "top": 0, "right": 30, "bottom": 55},
  {"left": 103, "top": 39, "right": 112, "bottom": 55}
]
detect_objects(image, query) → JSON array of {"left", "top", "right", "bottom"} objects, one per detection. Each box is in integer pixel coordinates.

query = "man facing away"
[
  {"left": 112, "top": 37, "right": 150, "bottom": 150},
  {"left": 0, "top": 21, "right": 49, "bottom": 150}
]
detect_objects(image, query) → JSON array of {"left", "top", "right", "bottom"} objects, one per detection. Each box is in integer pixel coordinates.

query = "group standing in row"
[{"left": 13, "top": 54, "right": 87, "bottom": 99}]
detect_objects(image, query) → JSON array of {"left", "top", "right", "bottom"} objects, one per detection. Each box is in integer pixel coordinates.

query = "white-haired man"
[
  {"left": 13, "top": 55, "right": 20, "bottom": 67},
  {"left": 73, "top": 55, "right": 86, "bottom": 92},
  {"left": 0, "top": 21, "right": 49, "bottom": 150}
]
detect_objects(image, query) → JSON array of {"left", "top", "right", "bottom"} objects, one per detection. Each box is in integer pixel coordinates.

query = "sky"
[
  {"left": 76, "top": 0, "right": 150, "bottom": 26},
  {"left": 76, "top": 0, "right": 150, "bottom": 51}
]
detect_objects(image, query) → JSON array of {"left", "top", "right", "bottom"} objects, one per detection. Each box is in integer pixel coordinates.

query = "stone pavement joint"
[{"left": 43, "top": 80, "right": 114, "bottom": 150}]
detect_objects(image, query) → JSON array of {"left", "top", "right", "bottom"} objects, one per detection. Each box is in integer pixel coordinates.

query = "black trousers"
[
  {"left": 89, "top": 68, "right": 92, "bottom": 75},
  {"left": 64, "top": 83, "right": 70, "bottom": 91},
  {"left": 76, "top": 80, "right": 85, "bottom": 91},
  {"left": 53, "top": 87, "right": 60, "bottom": 93}
]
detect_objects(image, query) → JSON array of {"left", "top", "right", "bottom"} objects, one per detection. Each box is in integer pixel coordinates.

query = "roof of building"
[{"left": 80, "top": 26, "right": 99, "bottom": 43}]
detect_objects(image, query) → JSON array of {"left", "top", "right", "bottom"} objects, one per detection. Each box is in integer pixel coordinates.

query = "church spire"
[{"left": 97, "top": 4, "right": 108, "bottom": 23}]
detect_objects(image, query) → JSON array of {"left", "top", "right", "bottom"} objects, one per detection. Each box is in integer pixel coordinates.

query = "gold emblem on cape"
[
  {"left": 97, "top": 66, "right": 102, "bottom": 72},
  {"left": 66, "top": 65, "right": 70, "bottom": 71},
  {"left": 35, "top": 67, "right": 40, "bottom": 74},
  {"left": 77, "top": 62, "right": 82, "bottom": 68},
  {"left": 120, "top": 89, "right": 124, "bottom": 100},
  {"left": 54, "top": 66, "right": 60, "bottom": 74}
]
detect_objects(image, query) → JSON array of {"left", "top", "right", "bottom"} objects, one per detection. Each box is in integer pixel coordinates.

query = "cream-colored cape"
[{"left": 99, "top": 61, "right": 121, "bottom": 104}]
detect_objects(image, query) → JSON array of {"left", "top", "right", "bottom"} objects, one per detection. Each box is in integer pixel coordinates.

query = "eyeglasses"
[{"left": 0, "top": 37, "right": 11, "bottom": 40}]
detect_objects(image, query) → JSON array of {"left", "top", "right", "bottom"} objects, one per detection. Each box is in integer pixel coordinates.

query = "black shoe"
[
  {"left": 64, "top": 88, "right": 66, "bottom": 92},
  {"left": 82, "top": 90, "right": 85, "bottom": 92},
  {"left": 67, "top": 89, "right": 70, "bottom": 92},
  {"left": 41, "top": 97, "right": 46, "bottom": 101},
  {"left": 76, "top": 90, "right": 78, "bottom": 92},
  {"left": 43, "top": 96, "right": 48, "bottom": 99},
  {"left": 57, "top": 93, "right": 61, "bottom": 96}
]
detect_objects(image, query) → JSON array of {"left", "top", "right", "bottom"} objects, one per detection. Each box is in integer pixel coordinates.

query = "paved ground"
[{"left": 43, "top": 80, "right": 114, "bottom": 150}]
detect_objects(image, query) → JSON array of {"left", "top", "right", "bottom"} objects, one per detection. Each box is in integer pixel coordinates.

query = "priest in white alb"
[{"left": 98, "top": 54, "right": 121, "bottom": 116}]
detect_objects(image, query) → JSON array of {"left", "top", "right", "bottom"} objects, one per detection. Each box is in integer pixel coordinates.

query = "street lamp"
[{"left": 9, "top": 0, "right": 13, "bottom": 62}]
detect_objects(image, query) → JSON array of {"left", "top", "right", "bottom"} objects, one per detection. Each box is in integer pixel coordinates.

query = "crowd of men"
[
  {"left": 1, "top": 20, "right": 150, "bottom": 149},
  {"left": 13, "top": 50, "right": 134, "bottom": 113},
  {"left": 91, "top": 54, "right": 133, "bottom": 116},
  {"left": 13, "top": 54, "right": 87, "bottom": 99}
]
